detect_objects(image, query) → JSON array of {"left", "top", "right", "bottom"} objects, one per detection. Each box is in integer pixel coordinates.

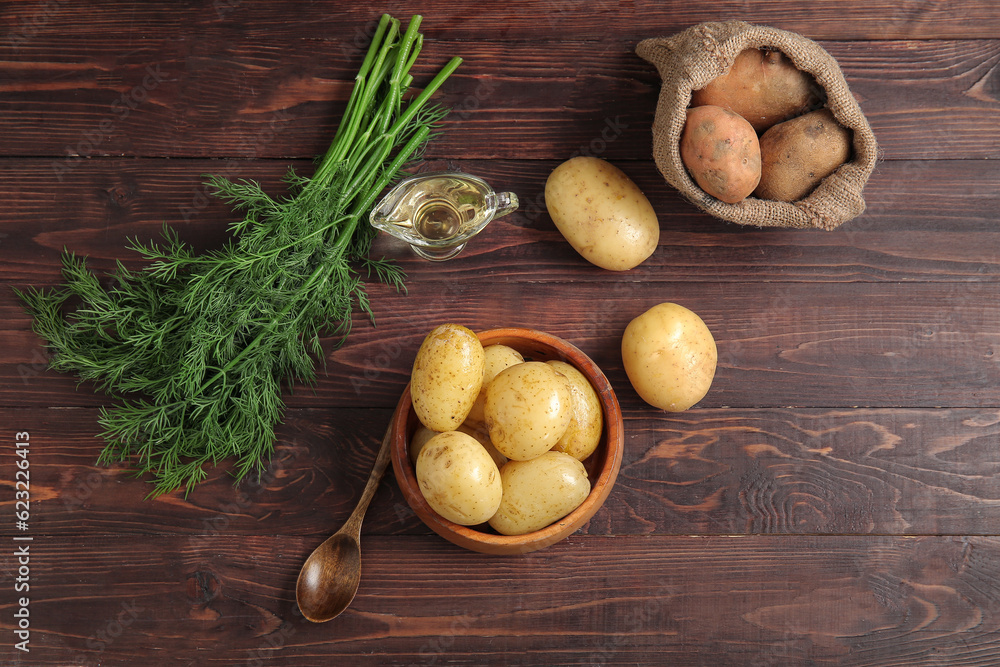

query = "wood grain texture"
[
  {"left": 6, "top": 280, "right": 999, "bottom": 409},
  {"left": 4, "top": 1, "right": 1000, "bottom": 664},
  {"left": 3, "top": 534, "right": 1000, "bottom": 666},
  {"left": 3, "top": 1, "right": 1000, "bottom": 41},
  {"left": 4, "top": 405, "right": 1000, "bottom": 539},
  {"left": 1, "top": 36, "right": 999, "bottom": 160},
  {"left": 1, "top": 157, "right": 998, "bottom": 297}
]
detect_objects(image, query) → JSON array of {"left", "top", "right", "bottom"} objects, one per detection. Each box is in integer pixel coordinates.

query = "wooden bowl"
[{"left": 390, "top": 327, "right": 624, "bottom": 555}]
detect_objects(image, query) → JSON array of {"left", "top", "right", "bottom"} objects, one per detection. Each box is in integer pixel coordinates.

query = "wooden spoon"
[{"left": 296, "top": 412, "right": 396, "bottom": 623}]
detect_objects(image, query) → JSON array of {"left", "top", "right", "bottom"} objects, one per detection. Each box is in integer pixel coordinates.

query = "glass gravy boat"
[{"left": 369, "top": 172, "right": 518, "bottom": 261}]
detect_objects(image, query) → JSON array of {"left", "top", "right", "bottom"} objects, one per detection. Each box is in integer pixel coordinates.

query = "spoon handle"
[{"left": 343, "top": 407, "right": 398, "bottom": 534}]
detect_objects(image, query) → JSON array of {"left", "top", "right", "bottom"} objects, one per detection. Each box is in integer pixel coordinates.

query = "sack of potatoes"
[{"left": 637, "top": 20, "right": 879, "bottom": 230}]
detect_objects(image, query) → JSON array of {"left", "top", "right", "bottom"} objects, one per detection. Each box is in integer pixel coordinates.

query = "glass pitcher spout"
[{"left": 369, "top": 172, "right": 518, "bottom": 261}]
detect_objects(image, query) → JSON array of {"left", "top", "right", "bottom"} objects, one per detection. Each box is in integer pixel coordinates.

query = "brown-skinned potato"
[
  {"left": 754, "top": 108, "right": 852, "bottom": 202},
  {"left": 691, "top": 48, "right": 822, "bottom": 133},
  {"left": 680, "top": 105, "right": 761, "bottom": 204}
]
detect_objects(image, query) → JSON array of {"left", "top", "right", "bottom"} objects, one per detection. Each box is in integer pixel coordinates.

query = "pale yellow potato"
[
  {"left": 464, "top": 344, "right": 525, "bottom": 428},
  {"left": 415, "top": 431, "right": 502, "bottom": 526},
  {"left": 488, "top": 451, "right": 591, "bottom": 536},
  {"left": 544, "top": 156, "right": 659, "bottom": 271},
  {"left": 410, "top": 422, "right": 507, "bottom": 471},
  {"left": 485, "top": 361, "right": 573, "bottom": 461},
  {"left": 457, "top": 422, "right": 508, "bottom": 470},
  {"left": 408, "top": 424, "right": 439, "bottom": 466},
  {"left": 546, "top": 360, "right": 603, "bottom": 461},
  {"left": 621, "top": 302, "right": 717, "bottom": 412},
  {"left": 410, "top": 323, "right": 485, "bottom": 432}
]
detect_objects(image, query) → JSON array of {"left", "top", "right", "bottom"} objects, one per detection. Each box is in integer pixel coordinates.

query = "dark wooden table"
[{"left": 4, "top": 1, "right": 1000, "bottom": 665}]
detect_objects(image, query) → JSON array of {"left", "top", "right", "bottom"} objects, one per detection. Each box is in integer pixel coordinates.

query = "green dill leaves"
[{"left": 17, "top": 14, "right": 462, "bottom": 497}]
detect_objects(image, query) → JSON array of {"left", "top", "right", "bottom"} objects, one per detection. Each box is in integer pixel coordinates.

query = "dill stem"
[
  {"left": 197, "top": 124, "right": 436, "bottom": 397},
  {"left": 20, "top": 14, "right": 462, "bottom": 496},
  {"left": 326, "top": 14, "right": 393, "bottom": 157},
  {"left": 323, "top": 16, "right": 394, "bottom": 159},
  {"left": 339, "top": 124, "right": 435, "bottom": 246},
  {"left": 320, "top": 17, "right": 400, "bottom": 173}
]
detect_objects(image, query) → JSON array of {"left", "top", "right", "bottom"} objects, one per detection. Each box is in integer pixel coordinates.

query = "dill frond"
[{"left": 17, "top": 14, "right": 462, "bottom": 497}]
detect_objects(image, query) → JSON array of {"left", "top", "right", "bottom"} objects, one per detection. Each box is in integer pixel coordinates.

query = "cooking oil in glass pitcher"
[{"left": 370, "top": 172, "right": 518, "bottom": 261}]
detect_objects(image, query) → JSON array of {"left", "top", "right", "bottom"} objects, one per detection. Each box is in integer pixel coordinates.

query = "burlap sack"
[{"left": 636, "top": 21, "right": 878, "bottom": 230}]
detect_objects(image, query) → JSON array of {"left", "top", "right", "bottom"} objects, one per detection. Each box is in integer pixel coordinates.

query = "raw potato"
[
  {"left": 416, "top": 430, "right": 503, "bottom": 526},
  {"left": 681, "top": 105, "right": 761, "bottom": 204},
  {"left": 457, "top": 422, "right": 508, "bottom": 470},
  {"left": 621, "top": 302, "right": 717, "bottom": 412},
  {"left": 410, "top": 323, "right": 485, "bottom": 432},
  {"left": 408, "top": 422, "right": 507, "bottom": 470},
  {"left": 489, "top": 451, "right": 591, "bottom": 536},
  {"left": 754, "top": 108, "right": 852, "bottom": 202},
  {"left": 544, "top": 156, "right": 659, "bottom": 271},
  {"left": 485, "top": 361, "right": 573, "bottom": 461},
  {"left": 547, "top": 360, "right": 603, "bottom": 461},
  {"left": 408, "top": 424, "right": 439, "bottom": 465},
  {"left": 464, "top": 344, "right": 525, "bottom": 428},
  {"left": 691, "top": 48, "right": 820, "bottom": 133}
]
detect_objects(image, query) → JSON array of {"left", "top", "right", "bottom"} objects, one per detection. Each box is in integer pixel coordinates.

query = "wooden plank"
[
  {"left": 1, "top": 157, "right": 999, "bottom": 294},
  {"left": 1, "top": 36, "right": 998, "bottom": 160},
  {"left": 3, "top": 534, "right": 999, "bottom": 665},
  {"left": 3, "top": 3, "right": 998, "bottom": 666},
  {"left": 3, "top": 0, "right": 1000, "bottom": 42},
  {"left": 4, "top": 280, "right": 998, "bottom": 409},
  {"left": 5, "top": 405, "right": 1000, "bottom": 537}
]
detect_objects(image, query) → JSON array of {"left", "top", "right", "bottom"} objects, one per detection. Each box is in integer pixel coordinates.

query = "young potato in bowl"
[
  {"left": 547, "top": 360, "right": 603, "bottom": 461},
  {"left": 489, "top": 451, "right": 591, "bottom": 536},
  {"left": 408, "top": 424, "right": 439, "bottom": 466},
  {"left": 410, "top": 323, "right": 485, "bottom": 432},
  {"left": 463, "top": 343, "right": 525, "bottom": 429},
  {"left": 485, "top": 361, "right": 574, "bottom": 461},
  {"left": 416, "top": 430, "right": 503, "bottom": 526},
  {"left": 409, "top": 422, "right": 507, "bottom": 471}
]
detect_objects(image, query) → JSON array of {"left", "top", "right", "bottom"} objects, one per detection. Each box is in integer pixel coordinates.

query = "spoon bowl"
[
  {"left": 296, "top": 532, "right": 362, "bottom": 622},
  {"left": 296, "top": 412, "right": 396, "bottom": 623}
]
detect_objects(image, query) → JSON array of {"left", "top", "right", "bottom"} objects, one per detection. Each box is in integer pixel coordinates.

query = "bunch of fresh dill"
[{"left": 17, "top": 15, "right": 462, "bottom": 497}]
